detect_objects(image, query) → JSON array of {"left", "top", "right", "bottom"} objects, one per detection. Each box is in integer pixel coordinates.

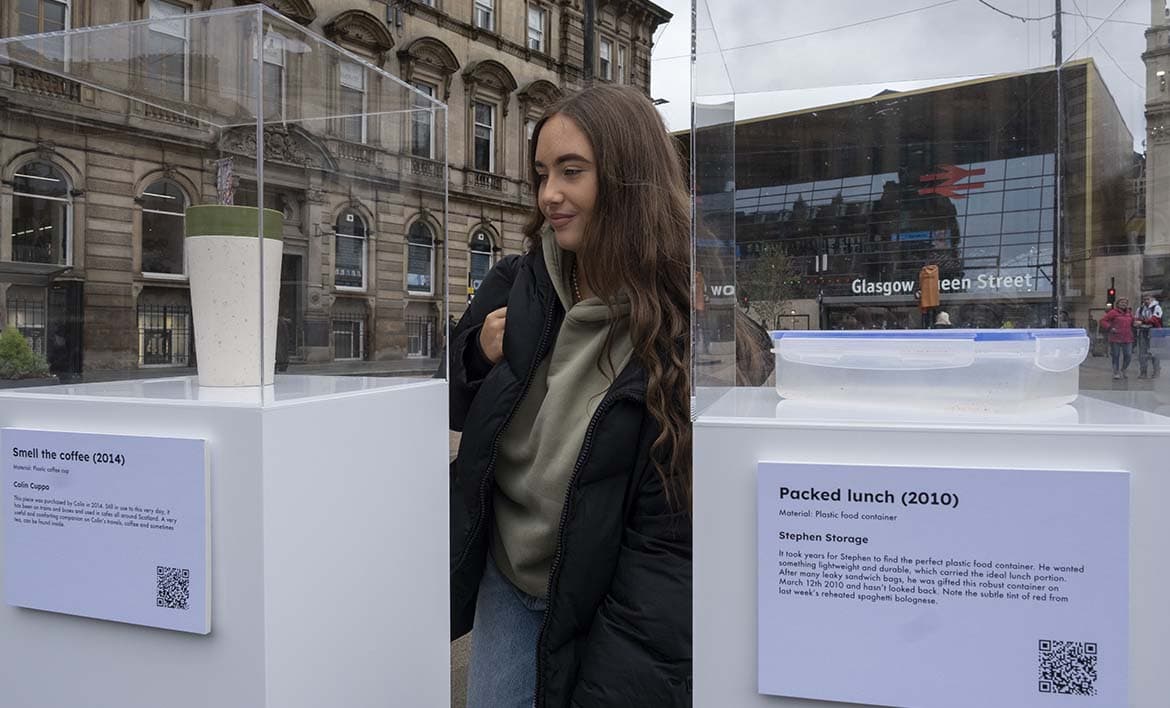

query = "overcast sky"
[{"left": 651, "top": 0, "right": 1151, "bottom": 150}]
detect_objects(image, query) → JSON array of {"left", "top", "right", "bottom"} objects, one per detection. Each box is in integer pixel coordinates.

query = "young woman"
[{"left": 448, "top": 84, "right": 692, "bottom": 706}]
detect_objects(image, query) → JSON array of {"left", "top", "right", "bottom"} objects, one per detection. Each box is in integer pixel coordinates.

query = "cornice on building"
[
  {"left": 462, "top": 59, "right": 520, "bottom": 99},
  {"left": 598, "top": 0, "right": 673, "bottom": 31},
  {"left": 397, "top": 36, "right": 462, "bottom": 101},
  {"left": 516, "top": 79, "right": 563, "bottom": 111},
  {"left": 233, "top": 0, "right": 316, "bottom": 25},
  {"left": 323, "top": 9, "right": 396, "bottom": 64},
  {"left": 1145, "top": 100, "right": 1170, "bottom": 117},
  {"left": 395, "top": 0, "right": 661, "bottom": 95},
  {"left": 401, "top": 1, "right": 563, "bottom": 74},
  {"left": 1142, "top": 46, "right": 1170, "bottom": 61}
]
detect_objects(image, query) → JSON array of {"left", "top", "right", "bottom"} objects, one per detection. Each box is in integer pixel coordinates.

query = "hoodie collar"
[
  {"left": 541, "top": 230, "right": 575, "bottom": 313},
  {"left": 541, "top": 233, "right": 631, "bottom": 323}
]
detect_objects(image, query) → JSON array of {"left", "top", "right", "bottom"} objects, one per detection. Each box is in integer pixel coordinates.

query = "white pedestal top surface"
[{"left": 0, "top": 375, "right": 438, "bottom": 407}]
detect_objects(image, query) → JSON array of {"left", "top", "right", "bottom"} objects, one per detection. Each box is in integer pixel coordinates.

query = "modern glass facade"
[{"left": 731, "top": 61, "right": 1136, "bottom": 331}]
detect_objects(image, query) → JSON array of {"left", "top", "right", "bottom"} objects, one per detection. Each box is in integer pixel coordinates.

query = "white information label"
[
  {"left": 3, "top": 429, "right": 209, "bottom": 634},
  {"left": 758, "top": 462, "right": 1128, "bottom": 707}
]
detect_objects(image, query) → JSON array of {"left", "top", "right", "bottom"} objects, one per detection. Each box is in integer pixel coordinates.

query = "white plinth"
[
  {"left": 0, "top": 375, "right": 449, "bottom": 708},
  {"left": 694, "top": 387, "right": 1170, "bottom": 708}
]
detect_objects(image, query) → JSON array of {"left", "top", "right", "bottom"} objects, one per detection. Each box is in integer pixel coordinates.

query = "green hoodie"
[{"left": 490, "top": 237, "right": 635, "bottom": 598}]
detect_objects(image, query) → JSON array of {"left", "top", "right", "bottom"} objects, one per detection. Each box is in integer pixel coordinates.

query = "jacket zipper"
[
  {"left": 453, "top": 293, "right": 558, "bottom": 574},
  {"left": 533, "top": 388, "right": 641, "bottom": 707}
]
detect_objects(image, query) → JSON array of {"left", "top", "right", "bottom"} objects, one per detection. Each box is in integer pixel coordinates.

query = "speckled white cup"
[{"left": 185, "top": 205, "right": 283, "bottom": 387}]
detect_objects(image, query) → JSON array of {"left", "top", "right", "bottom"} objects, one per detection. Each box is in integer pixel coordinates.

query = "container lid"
[
  {"left": 1151, "top": 328, "right": 1170, "bottom": 338},
  {"left": 771, "top": 328, "right": 1087, "bottom": 342},
  {"left": 771, "top": 328, "right": 1089, "bottom": 372}
]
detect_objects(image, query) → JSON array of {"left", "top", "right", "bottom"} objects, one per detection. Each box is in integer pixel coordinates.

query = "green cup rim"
[{"left": 185, "top": 204, "right": 284, "bottom": 240}]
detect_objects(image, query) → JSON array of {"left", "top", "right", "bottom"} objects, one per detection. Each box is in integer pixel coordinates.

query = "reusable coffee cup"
[{"left": 185, "top": 204, "right": 284, "bottom": 387}]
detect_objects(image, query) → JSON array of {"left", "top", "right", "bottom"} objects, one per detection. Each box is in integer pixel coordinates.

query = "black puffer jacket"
[{"left": 449, "top": 247, "right": 692, "bottom": 707}]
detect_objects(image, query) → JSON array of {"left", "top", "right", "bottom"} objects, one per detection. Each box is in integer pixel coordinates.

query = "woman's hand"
[{"left": 479, "top": 307, "right": 507, "bottom": 364}]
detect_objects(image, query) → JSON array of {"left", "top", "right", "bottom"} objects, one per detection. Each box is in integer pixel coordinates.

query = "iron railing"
[
  {"left": 406, "top": 314, "right": 437, "bottom": 359},
  {"left": 331, "top": 313, "right": 366, "bottom": 361},
  {"left": 6, "top": 299, "right": 47, "bottom": 357},
  {"left": 137, "top": 303, "right": 193, "bottom": 366}
]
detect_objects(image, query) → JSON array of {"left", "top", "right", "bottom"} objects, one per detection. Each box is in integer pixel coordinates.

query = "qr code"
[
  {"left": 1038, "top": 639, "right": 1097, "bottom": 696},
  {"left": 156, "top": 565, "right": 190, "bottom": 611}
]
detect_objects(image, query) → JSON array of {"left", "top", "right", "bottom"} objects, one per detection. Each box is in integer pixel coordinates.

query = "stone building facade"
[
  {"left": 0, "top": 0, "right": 670, "bottom": 378},
  {"left": 1143, "top": 0, "right": 1170, "bottom": 292}
]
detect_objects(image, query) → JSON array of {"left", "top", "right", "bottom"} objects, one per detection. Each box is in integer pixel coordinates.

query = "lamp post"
[{"left": 1053, "top": 0, "right": 1065, "bottom": 328}]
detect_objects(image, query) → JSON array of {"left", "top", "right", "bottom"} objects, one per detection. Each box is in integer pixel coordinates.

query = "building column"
[{"left": 0, "top": 282, "right": 10, "bottom": 329}]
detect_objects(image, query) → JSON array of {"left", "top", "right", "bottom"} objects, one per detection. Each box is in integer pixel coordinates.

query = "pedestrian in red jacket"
[{"left": 1099, "top": 298, "right": 1136, "bottom": 379}]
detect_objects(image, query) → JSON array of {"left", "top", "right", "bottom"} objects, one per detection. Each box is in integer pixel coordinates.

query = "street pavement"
[{"left": 1079, "top": 348, "right": 1159, "bottom": 392}]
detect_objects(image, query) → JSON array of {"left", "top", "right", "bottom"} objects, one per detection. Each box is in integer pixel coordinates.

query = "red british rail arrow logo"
[{"left": 918, "top": 165, "right": 986, "bottom": 199}]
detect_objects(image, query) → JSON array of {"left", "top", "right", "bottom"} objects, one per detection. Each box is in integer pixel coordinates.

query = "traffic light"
[{"left": 1106, "top": 287, "right": 1116, "bottom": 307}]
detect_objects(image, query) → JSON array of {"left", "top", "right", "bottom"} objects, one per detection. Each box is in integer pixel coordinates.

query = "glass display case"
[
  {"left": 0, "top": 5, "right": 449, "bottom": 393},
  {"left": 690, "top": 5, "right": 1170, "bottom": 707},
  {"left": 0, "top": 11, "right": 451, "bottom": 708},
  {"left": 691, "top": 0, "right": 1165, "bottom": 414}
]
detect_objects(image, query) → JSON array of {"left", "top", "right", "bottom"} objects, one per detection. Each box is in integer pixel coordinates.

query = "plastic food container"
[{"left": 771, "top": 329, "right": 1090, "bottom": 413}]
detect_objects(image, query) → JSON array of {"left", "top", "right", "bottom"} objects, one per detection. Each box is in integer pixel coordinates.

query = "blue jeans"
[
  {"left": 466, "top": 556, "right": 547, "bottom": 708},
  {"left": 1110, "top": 341, "right": 1133, "bottom": 374},
  {"left": 1137, "top": 328, "right": 1159, "bottom": 376}
]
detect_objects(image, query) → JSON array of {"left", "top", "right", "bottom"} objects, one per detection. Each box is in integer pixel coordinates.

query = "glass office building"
[{"left": 729, "top": 60, "right": 1137, "bottom": 331}]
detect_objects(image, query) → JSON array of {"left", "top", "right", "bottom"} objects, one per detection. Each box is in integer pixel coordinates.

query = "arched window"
[
  {"left": 406, "top": 221, "right": 434, "bottom": 295},
  {"left": 334, "top": 209, "right": 367, "bottom": 290},
  {"left": 140, "top": 179, "right": 188, "bottom": 275},
  {"left": 469, "top": 230, "right": 495, "bottom": 293},
  {"left": 13, "top": 161, "right": 71, "bottom": 265}
]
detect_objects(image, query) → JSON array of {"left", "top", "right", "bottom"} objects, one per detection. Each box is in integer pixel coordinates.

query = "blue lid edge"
[{"left": 771, "top": 328, "right": 1089, "bottom": 342}]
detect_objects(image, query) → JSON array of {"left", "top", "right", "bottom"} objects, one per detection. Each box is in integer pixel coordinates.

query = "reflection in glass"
[
  {"left": 18, "top": 0, "right": 68, "bottom": 60},
  {"left": 146, "top": 0, "right": 189, "bottom": 101},
  {"left": 339, "top": 61, "right": 366, "bottom": 143},
  {"left": 261, "top": 31, "right": 285, "bottom": 121}
]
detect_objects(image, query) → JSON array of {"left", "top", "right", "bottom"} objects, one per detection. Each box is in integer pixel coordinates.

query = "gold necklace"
[{"left": 571, "top": 260, "right": 582, "bottom": 303}]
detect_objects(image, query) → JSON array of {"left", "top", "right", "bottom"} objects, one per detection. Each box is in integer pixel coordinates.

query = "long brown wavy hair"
[{"left": 523, "top": 85, "right": 692, "bottom": 511}]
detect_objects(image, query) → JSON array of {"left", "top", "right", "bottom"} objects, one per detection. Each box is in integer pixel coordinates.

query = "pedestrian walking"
[
  {"left": 1136, "top": 293, "right": 1163, "bottom": 379},
  {"left": 448, "top": 85, "right": 691, "bottom": 707},
  {"left": 1099, "top": 297, "right": 1137, "bottom": 380}
]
